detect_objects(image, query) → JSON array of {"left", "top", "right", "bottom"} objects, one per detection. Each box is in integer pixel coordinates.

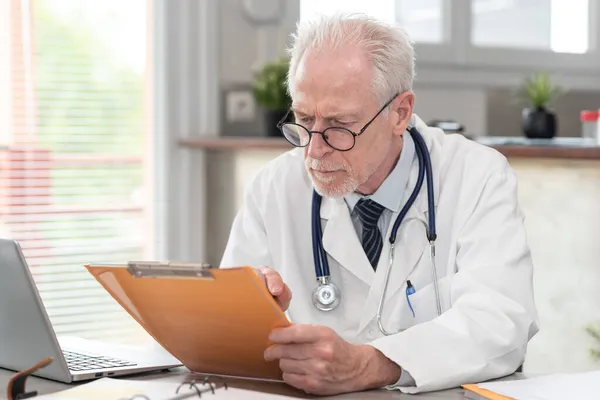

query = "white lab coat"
[{"left": 220, "top": 115, "right": 539, "bottom": 394}]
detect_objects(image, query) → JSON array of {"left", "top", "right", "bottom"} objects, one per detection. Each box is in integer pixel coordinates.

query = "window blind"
[{"left": 2, "top": 0, "right": 154, "bottom": 344}]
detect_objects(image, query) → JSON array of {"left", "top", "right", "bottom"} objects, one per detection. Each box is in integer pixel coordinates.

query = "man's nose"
[{"left": 306, "top": 131, "right": 332, "bottom": 159}]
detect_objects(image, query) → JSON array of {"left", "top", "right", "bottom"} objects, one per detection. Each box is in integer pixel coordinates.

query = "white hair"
[{"left": 286, "top": 13, "right": 415, "bottom": 105}]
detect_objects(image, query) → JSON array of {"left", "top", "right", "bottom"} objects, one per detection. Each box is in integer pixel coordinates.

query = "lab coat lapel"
[
  {"left": 358, "top": 208, "right": 430, "bottom": 332},
  {"left": 321, "top": 196, "right": 374, "bottom": 286}
]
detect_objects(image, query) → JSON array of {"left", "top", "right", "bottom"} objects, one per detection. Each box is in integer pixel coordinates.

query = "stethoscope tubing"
[
  {"left": 410, "top": 125, "right": 436, "bottom": 241},
  {"left": 312, "top": 192, "right": 324, "bottom": 277},
  {"left": 389, "top": 126, "right": 426, "bottom": 244}
]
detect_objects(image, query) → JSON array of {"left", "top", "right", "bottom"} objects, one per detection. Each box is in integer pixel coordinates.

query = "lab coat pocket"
[
  {"left": 406, "top": 275, "right": 453, "bottom": 325},
  {"left": 378, "top": 288, "right": 419, "bottom": 333}
]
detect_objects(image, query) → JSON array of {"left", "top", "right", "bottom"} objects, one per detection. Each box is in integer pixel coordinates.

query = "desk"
[{"left": 0, "top": 367, "right": 526, "bottom": 399}]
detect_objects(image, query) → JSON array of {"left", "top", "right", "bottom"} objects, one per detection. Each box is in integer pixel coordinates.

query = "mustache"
[{"left": 305, "top": 158, "right": 348, "bottom": 172}]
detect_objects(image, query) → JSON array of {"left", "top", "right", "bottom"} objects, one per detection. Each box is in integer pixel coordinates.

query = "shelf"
[{"left": 179, "top": 136, "right": 600, "bottom": 160}]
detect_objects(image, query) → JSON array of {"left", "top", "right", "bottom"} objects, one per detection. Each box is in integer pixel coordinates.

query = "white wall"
[
  {"left": 413, "top": 87, "right": 487, "bottom": 136},
  {"left": 218, "top": 0, "right": 299, "bottom": 85},
  {"left": 512, "top": 158, "right": 600, "bottom": 374}
]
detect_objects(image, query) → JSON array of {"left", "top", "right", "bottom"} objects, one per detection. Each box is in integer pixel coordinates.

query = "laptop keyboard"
[{"left": 63, "top": 350, "right": 137, "bottom": 371}]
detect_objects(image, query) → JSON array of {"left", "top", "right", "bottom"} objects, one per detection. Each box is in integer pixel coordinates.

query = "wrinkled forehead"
[{"left": 290, "top": 45, "right": 377, "bottom": 111}]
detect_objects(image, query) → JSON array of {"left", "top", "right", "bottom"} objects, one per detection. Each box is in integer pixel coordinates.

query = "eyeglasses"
[{"left": 276, "top": 93, "right": 399, "bottom": 151}]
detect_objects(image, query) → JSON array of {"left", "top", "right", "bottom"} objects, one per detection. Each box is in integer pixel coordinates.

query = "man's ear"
[{"left": 391, "top": 91, "right": 415, "bottom": 137}]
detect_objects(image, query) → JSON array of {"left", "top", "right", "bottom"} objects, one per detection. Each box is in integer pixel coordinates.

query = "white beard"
[{"left": 305, "top": 157, "right": 360, "bottom": 198}]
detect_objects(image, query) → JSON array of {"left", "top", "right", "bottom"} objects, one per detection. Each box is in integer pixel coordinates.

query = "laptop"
[{"left": 0, "top": 238, "right": 182, "bottom": 383}]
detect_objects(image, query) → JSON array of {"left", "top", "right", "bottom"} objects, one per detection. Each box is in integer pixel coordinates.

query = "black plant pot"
[
  {"left": 522, "top": 107, "right": 557, "bottom": 139},
  {"left": 264, "top": 109, "right": 288, "bottom": 137}
]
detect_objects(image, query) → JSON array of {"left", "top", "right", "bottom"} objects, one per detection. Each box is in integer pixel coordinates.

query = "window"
[
  {"left": 1, "top": 0, "right": 11, "bottom": 145},
  {"left": 298, "top": 0, "right": 600, "bottom": 77},
  {"left": 1, "top": 0, "right": 154, "bottom": 344},
  {"left": 471, "top": 0, "right": 590, "bottom": 54},
  {"left": 299, "top": 0, "right": 444, "bottom": 43},
  {"left": 396, "top": 0, "right": 444, "bottom": 43}
]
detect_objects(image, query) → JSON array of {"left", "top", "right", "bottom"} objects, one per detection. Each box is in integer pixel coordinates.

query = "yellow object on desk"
[
  {"left": 462, "top": 384, "right": 513, "bottom": 400},
  {"left": 463, "top": 370, "right": 600, "bottom": 400}
]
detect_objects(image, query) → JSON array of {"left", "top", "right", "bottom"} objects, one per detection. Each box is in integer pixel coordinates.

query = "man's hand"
[
  {"left": 264, "top": 324, "right": 401, "bottom": 395},
  {"left": 255, "top": 266, "right": 292, "bottom": 312}
]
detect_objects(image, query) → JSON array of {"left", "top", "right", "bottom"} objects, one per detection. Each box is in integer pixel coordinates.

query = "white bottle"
[{"left": 581, "top": 111, "right": 597, "bottom": 139}]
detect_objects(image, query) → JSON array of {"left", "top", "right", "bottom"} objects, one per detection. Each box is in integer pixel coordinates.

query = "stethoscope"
[{"left": 311, "top": 125, "right": 442, "bottom": 336}]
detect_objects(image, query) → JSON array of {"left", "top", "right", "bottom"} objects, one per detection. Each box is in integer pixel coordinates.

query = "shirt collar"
[{"left": 345, "top": 132, "right": 415, "bottom": 213}]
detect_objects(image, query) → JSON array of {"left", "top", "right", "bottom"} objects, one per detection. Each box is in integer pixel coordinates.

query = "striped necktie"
[{"left": 354, "top": 198, "right": 386, "bottom": 270}]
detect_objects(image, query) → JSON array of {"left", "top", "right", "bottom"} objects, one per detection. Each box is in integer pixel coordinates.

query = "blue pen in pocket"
[{"left": 405, "top": 280, "right": 416, "bottom": 318}]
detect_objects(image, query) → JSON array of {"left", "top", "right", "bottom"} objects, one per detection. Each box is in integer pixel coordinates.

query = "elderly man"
[{"left": 220, "top": 13, "right": 538, "bottom": 395}]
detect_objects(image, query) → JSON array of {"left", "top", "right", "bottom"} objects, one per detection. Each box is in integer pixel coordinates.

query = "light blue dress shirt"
[
  {"left": 343, "top": 132, "right": 416, "bottom": 387},
  {"left": 344, "top": 132, "right": 415, "bottom": 240}
]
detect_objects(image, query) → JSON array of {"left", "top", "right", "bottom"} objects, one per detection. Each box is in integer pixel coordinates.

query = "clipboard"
[{"left": 84, "top": 262, "right": 291, "bottom": 381}]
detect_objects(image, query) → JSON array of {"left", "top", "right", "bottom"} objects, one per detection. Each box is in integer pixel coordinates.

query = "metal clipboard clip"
[{"left": 126, "top": 261, "right": 216, "bottom": 280}]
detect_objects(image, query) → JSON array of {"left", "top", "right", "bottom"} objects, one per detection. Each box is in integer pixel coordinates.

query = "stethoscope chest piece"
[{"left": 312, "top": 276, "right": 341, "bottom": 311}]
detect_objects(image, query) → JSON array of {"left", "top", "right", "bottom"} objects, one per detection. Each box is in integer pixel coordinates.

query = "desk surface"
[{"left": 0, "top": 366, "right": 523, "bottom": 399}]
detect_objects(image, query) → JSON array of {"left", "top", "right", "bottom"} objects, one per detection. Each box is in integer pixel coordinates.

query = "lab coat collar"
[{"left": 405, "top": 114, "right": 441, "bottom": 214}]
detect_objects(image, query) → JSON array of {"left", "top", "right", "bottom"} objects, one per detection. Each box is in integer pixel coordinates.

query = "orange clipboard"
[{"left": 84, "top": 261, "right": 291, "bottom": 381}]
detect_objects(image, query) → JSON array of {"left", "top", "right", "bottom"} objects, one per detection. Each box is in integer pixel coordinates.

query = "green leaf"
[
  {"left": 251, "top": 57, "right": 292, "bottom": 111},
  {"left": 518, "top": 71, "right": 564, "bottom": 109}
]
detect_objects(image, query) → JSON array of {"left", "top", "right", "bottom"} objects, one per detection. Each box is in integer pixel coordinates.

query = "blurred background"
[{"left": 1, "top": 0, "right": 599, "bottom": 378}]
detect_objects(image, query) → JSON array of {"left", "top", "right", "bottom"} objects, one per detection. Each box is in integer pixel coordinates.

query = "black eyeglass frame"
[{"left": 276, "top": 92, "right": 400, "bottom": 151}]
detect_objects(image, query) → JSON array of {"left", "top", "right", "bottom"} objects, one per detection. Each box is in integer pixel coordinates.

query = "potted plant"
[
  {"left": 252, "top": 57, "right": 292, "bottom": 137},
  {"left": 519, "top": 72, "right": 563, "bottom": 139}
]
